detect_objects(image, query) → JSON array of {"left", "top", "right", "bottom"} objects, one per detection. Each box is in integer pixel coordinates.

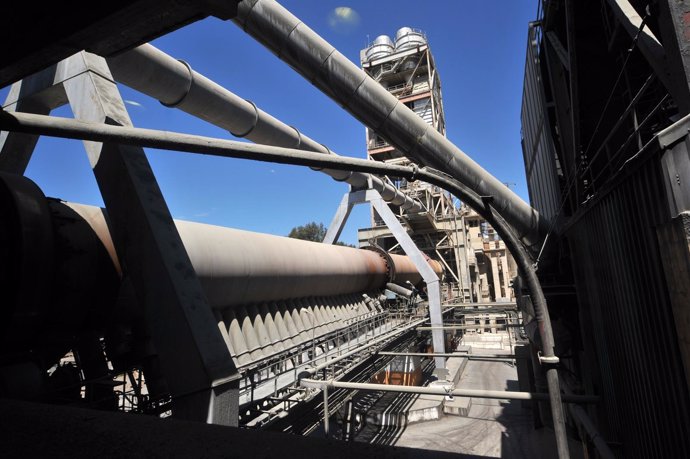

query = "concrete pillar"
[{"left": 489, "top": 253, "right": 502, "bottom": 301}]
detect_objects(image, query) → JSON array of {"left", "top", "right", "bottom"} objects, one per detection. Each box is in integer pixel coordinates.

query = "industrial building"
[
  {"left": 0, "top": 1, "right": 688, "bottom": 459},
  {"left": 357, "top": 28, "right": 518, "bottom": 305},
  {"left": 521, "top": 1, "right": 690, "bottom": 457}
]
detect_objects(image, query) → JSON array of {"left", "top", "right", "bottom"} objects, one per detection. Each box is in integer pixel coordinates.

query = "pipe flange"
[
  {"left": 310, "top": 143, "right": 332, "bottom": 171},
  {"left": 229, "top": 99, "right": 259, "bottom": 138},
  {"left": 332, "top": 171, "right": 353, "bottom": 182},
  {"left": 289, "top": 125, "right": 302, "bottom": 149},
  {"left": 409, "top": 164, "right": 419, "bottom": 182},
  {"left": 538, "top": 352, "right": 560, "bottom": 365},
  {"left": 160, "top": 60, "right": 194, "bottom": 108},
  {"left": 362, "top": 244, "right": 395, "bottom": 284}
]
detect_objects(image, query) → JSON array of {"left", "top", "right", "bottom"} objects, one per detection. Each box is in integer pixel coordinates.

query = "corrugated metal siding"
[
  {"left": 567, "top": 153, "right": 690, "bottom": 457},
  {"left": 521, "top": 27, "right": 561, "bottom": 222}
]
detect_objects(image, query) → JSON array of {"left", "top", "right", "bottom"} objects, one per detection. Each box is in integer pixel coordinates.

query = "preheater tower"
[{"left": 358, "top": 28, "right": 472, "bottom": 301}]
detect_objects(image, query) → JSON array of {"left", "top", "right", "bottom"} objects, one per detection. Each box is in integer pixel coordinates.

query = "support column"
[
  {"left": 657, "top": 212, "right": 690, "bottom": 395},
  {"left": 489, "top": 253, "right": 502, "bottom": 301},
  {"left": 323, "top": 192, "right": 355, "bottom": 244},
  {"left": 0, "top": 52, "right": 240, "bottom": 424},
  {"left": 502, "top": 251, "right": 512, "bottom": 300},
  {"left": 63, "top": 52, "right": 240, "bottom": 424},
  {"left": 326, "top": 188, "right": 446, "bottom": 371},
  {"left": 0, "top": 66, "right": 60, "bottom": 173}
]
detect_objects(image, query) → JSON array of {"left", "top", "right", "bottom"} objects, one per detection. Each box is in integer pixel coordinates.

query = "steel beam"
[
  {"left": 0, "top": 110, "right": 570, "bottom": 451},
  {"left": 442, "top": 301, "right": 517, "bottom": 308},
  {"left": 605, "top": 1, "right": 674, "bottom": 99},
  {"left": 324, "top": 188, "right": 446, "bottom": 370},
  {"left": 0, "top": 80, "right": 52, "bottom": 174},
  {"left": 368, "top": 191, "right": 446, "bottom": 372},
  {"left": 0, "top": 52, "right": 241, "bottom": 425},
  {"left": 419, "top": 325, "right": 508, "bottom": 331},
  {"left": 657, "top": 0, "right": 690, "bottom": 114},
  {"left": 376, "top": 351, "right": 524, "bottom": 359},
  {"left": 323, "top": 192, "right": 355, "bottom": 244},
  {"left": 300, "top": 378, "right": 599, "bottom": 404}
]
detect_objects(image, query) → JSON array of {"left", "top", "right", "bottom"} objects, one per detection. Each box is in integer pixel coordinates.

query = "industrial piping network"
[
  {"left": 231, "top": 0, "right": 545, "bottom": 249},
  {"left": 0, "top": 108, "right": 572, "bottom": 458},
  {"left": 0, "top": 3, "right": 572, "bottom": 453},
  {"left": 106, "top": 44, "right": 424, "bottom": 214},
  {"left": 0, "top": 1, "right": 608, "bottom": 455}
]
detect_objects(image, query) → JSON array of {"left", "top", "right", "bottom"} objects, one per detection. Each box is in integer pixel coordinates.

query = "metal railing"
[{"left": 237, "top": 310, "right": 414, "bottom": 404}]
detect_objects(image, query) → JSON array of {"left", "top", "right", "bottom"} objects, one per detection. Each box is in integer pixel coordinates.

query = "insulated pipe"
[
  {"left": 300, "top": 378, "right": 599, "bottom": 404},
  {"left": 231, "top": 0, "right": 544, "bottom": 248},
  {"left": 106, "top": 44, "right": 423, "bottom": 213},
  {"left": 385, "top": 282, "right": 414, "bottom": 298}
]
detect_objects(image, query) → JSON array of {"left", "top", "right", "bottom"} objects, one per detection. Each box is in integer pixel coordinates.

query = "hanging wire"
[{"left": 533, "top": 9, "right": 650, "bottom": 269}]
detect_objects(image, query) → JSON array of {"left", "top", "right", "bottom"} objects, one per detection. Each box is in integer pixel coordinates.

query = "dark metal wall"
[
  {"left": 522, "top": 1, "right": 690, "bottom": 456},
  {"left": 567, "top": 148, "right": 690, "bottom": 456},
  {"left": 521, "top": 25, "right": 562, "bottom": 223}
]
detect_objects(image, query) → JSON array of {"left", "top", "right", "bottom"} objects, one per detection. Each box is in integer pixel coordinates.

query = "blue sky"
[{"left": 1, "top": 1, "right": 538, "bottom": 246}]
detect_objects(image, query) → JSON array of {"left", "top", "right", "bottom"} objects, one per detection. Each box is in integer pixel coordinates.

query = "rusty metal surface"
[
  {"left": 389, "top": 253, "right": 442, "bottom": 287},
  {"left": 1, "top": 175, "right": 431, "bottom": 313},
  {"left": 61, "top": 200, "right": 393, "bottom": 308}
]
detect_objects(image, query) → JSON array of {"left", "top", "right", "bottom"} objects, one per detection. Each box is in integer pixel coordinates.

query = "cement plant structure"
[
  {"left": 357, "top": 28, "right": 518, "bottom": 305},
  {"left": 1, "top": 1, "right": 689, "bottom": 459}
]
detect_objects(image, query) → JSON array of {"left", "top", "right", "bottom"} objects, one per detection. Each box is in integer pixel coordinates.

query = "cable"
[{"left": 533, "top": 11, "right": 650, "bottom": 268}]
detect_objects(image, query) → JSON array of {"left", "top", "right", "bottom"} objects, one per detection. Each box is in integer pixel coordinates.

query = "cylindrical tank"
[
  {"left": 389, "top": 253, "right": 442, "bottom": 286},
  {"left": 364, "top": 34, "right": 394, "bottom": 62},
  {"left": 394, "top": 27, "right": 426, "bottom": 51},
  {"left": 0, "top": 174, "right": 440, "bottom": 314}
]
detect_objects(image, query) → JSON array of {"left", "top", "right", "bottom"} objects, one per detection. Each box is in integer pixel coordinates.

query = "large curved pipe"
[
  {"left": 231, "top": 0, "right": 544, "bottom": 248},
  {"left": 106, "top": 44, "right": 423, "bottom": 213},
  {"left": 0, "top": 174, "right": 437, "bottom": 311}
]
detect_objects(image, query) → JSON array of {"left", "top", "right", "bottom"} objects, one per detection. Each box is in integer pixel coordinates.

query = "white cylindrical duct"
[{"left": 106, "top": 44, "right": 423, "bottom": 213}]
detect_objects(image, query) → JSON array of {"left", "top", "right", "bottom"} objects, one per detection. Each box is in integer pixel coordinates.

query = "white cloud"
[
  {"left": 327, "top": 6, "right": 360, "bottom": 33},
  {"left": 124, "top": 99, "right": 144, "bottom": 108}
]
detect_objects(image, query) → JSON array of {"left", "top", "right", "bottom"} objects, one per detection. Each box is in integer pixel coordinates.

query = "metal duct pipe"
[
  {"left": 0, "top": 174, "right": 430, "bottom": 311},
  {"left": 106, "top": 44, "right": 423, "bottom": 213},
  {"left": 300, "top": 378, "right": 599, "bottom": 404},
  {"left": 388, "top": 253, "right": 442, "bottom": 285},
  {"left": 231, "top": 0, "right": 544, "bottom": 248},
  {"left": 385, "top": 282, "right": 414, "bottom": 298}
]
